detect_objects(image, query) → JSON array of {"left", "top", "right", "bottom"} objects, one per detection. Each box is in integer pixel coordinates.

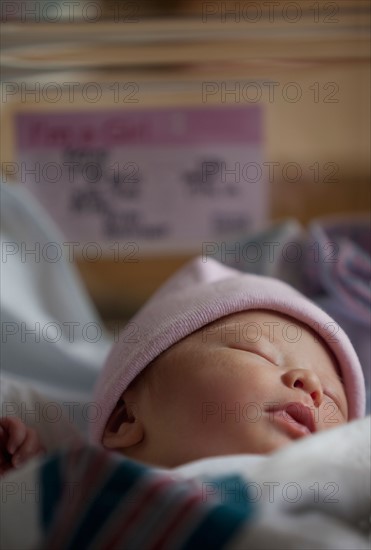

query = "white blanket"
[
  {"left": 174, "top": 417, "right": 371, "bottom": 549},
  {"left": 1, "top": 416, "right": 369, "bottom": 550}
]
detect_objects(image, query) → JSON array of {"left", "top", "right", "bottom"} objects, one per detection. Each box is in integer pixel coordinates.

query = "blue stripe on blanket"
[
  {"left": 183, "top": 504, "right": 250, "bottom": 550},
  {"left": 65, "top": 458, "right": 148, "bottom": 548},
  {"left": 39, "top": 446, "right": 255, "bottom": 549},
  {"left": 40, "top": 453, "right": 63, "bottom": 530},
  {"left": 183, "top": 475, "right": 255, "bottom": 549}
]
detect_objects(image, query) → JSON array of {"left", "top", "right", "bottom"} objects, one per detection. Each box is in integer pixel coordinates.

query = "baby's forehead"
[
  {"left": 187, "top": 310, "right": 337, "bottom": 364},
  {"left": 187, "top": 309, "right": 342, "bottom": 375},
  {"left": 195, "top": 309, "right": 305, "bottom": 343}
]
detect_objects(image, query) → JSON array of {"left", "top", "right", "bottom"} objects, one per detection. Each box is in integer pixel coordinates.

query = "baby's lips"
[
  {"left": 266, "top": 402, "right": 316, "bottom": 433},
  {"left": 285, "top": 402, "right": 316, "bottom": 433}
]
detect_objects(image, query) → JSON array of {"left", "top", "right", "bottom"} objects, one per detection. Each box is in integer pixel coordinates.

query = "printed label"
[{"left": 15, "top": 106, "right": 266, "bottom": 253}]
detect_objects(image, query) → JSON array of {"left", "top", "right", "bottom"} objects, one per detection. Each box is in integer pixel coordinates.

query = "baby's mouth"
[{"left": 266, "top": 402, "right": 316, "bottom": 437}]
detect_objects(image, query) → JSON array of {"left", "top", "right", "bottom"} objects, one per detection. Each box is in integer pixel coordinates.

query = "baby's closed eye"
[{"left": 230, "top": 345, "right": 279, "bottom": 366}]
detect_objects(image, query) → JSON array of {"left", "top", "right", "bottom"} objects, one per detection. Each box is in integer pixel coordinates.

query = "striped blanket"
[{"left": 1, "top": 416, "right": 370, "bottom": 550}]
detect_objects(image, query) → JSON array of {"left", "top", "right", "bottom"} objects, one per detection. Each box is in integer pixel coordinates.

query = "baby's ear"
[{"left": 102, "top": 399, "right": 144, "bottom": 450}]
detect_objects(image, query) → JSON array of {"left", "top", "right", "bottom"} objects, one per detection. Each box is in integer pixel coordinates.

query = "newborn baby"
[
  {"left": 0, "top": 257, "right": 365, "bottom": 473},
  {"left": 102, "top": 310, "right": 349, "bottom": 468},
  {"left": 94, "top": 257, "right": 365, "bottom": 468}
]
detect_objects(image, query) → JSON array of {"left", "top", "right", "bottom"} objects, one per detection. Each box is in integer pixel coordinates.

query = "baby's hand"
[{"left": 0, "top": 417, "right": 45, "bottom": 476}]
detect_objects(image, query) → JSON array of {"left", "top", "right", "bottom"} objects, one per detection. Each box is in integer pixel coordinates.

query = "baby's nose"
[{"left": 282, "top": 368, "right": 324, "bottom": 407}]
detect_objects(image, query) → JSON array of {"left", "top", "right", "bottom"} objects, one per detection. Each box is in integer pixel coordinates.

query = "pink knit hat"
[{"left": 90, "top": 257, "right": 366, "bottom": 443}]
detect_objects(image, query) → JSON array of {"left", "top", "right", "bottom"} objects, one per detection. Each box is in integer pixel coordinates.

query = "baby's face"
[{"left": 103, "top": 310, "right": 348, "bottom": 468}]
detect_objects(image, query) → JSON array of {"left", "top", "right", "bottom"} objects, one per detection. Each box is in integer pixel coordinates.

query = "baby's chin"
[
  {"left": 109, "top": 427, "right": 309, "bottom": 469},
  {"left": 142, "top": 443, "right": 293, "bottom": 469}
]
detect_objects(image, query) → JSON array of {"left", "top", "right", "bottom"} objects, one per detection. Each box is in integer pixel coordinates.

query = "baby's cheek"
[
  {"left": 191, "top": 383, "right": 250, "bottom": 430},
  {"left": 318, "top": 398, "right": 346, "bottom": 430}
]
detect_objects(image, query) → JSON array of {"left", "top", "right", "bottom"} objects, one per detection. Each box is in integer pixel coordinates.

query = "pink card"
[{"left": 14, "top": 105, "right": 266, "bottom": 254}]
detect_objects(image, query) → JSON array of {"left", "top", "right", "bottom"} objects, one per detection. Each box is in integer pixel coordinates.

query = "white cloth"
[
  {"left": 174, "top": 416, "right": 371, "bottom": 549},
  {"left": 0, "top": 180, "right": 112, "bottom": 436}
]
